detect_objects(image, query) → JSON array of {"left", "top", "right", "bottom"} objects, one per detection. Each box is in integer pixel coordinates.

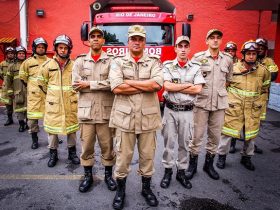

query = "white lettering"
[{"left": 106, "top": 47, "right": 161, "bottom": 56}]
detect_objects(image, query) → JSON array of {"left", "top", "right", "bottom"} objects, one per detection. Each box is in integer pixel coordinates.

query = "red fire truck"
[{"left": 81, "top": 0, "right": 191, "bottom": 107}]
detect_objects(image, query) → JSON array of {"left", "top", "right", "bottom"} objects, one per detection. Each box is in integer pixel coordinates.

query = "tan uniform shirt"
[
  {"left": 72, "top": 51, "right": 114, "bottom": 124},
  {"left": 109, "top": 53, "right": 163, "bottom": 134},
  {"left": 163, "top": 59, "right": 205, "bottom": 104},
  {"left": 191, "top": 50, "right": 233, "bottom": 111}
]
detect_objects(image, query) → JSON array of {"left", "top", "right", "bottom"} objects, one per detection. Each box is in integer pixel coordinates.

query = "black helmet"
[
  {"left": 224, "top": 41, "right": 237, "bottom": 51},
  {"left": 16, "top": 46, "right": 27, "bottom": 53},
  {"left": 5, "top": 46, "right": 15, "bottom": 54},
  {"left": 256, "top": 38, "right": 268, "bottom": 49},
  {"left": 241, "top": 40, "right": 258, "bottom": 54},
  {"left": 53, "top": 34, "right": 73, "bottom": 53},
  {"left": 32, "top": 37, "right": 48, "bottom": 53}
]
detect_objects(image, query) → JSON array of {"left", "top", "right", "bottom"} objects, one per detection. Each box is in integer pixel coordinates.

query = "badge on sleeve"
[{"left": 172, "top": 78, "right": 181, "bottom": 83}]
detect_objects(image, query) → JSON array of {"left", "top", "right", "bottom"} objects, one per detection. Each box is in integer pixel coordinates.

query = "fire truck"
[{"left": 81, "top": 0, "right": 191, "bottom": 107}]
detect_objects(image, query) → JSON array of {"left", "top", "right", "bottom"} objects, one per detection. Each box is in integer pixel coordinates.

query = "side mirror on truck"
[
  {"left": 81, "top": 23, "right": 89, "bottom": 41},
  {"left": 182, "top": 23, "right": 191, "bottom": 39}
]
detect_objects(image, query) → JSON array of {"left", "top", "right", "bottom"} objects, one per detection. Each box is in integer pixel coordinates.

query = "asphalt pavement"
[{"left": 0, "top": 107, "right": 279, "bottom": 210}]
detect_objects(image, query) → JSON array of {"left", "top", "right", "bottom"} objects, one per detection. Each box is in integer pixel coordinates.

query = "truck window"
[{"left": 98, "top": 24, "right": 174, "bottom": 46}]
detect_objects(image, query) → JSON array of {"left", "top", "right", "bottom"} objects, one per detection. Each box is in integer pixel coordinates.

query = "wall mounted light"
[
  {"left": 36, "top": 9, "right": 45, "bottom": 17},
  {"left": 187, "top": 14, "right": 194, "bottom": 21}
]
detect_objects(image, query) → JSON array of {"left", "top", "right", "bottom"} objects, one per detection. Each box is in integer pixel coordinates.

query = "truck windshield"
[{"left": 98, "top": 24, "right": 174, "bottom": 46}]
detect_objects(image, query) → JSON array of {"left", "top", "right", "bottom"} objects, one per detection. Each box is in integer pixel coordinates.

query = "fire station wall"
[
  {"left": 0, "top": 0, "right": 20, "bottom": 61},
  {"left": 170, "top": 0, "right": 276, "bottom": 58},
  {"left": 0, "top": 0, "right": 277, "bottom": 60}
]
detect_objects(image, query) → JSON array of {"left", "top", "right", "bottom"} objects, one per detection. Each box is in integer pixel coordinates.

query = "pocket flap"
[
  {"left": 116, "top": 105, "right": 132, "bottom": 114},
  {"left": 142, "top": 106, "right": 158, "bottom": 115},
  {"left": 221, "top": 66, "right": 229, "bottom": 73},
  {"left": 218, "top": 89, "right": 228, "bottom": 96},
  {"left": 70, "top": 96, "right": 78, "bottom": 103},
  {"left": 78, "top": 100, "right": 92, "bottom": 108},
  {"left": 46, "top": 96, "right": 58, "bottom": 103}
]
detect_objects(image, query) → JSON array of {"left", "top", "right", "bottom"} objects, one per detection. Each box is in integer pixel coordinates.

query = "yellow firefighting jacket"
[
  {"left": 222, "top": 61, "right": 271, "bottom": 140},
  {"left": 19, "top": 54, "right": 49, "bottom": 119},
  {"left": 259, "top": 57, "right": 279, "bottom": 120},
  {"left": 0, "top": 59, "right": 14, "bottom": 105},
  {"left": 6, "top": 60, "right": 27, "bottom": 113},
  {"left": 37, "top": 56, "right": 79, "bottom": 135}
]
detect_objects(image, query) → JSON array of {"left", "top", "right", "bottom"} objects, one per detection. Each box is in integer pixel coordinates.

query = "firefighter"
[
  {"left": 224, "top": 41, "right": 239, "bottom": 63},
  {"left": 109, "top": 25, "right": 163, "bottom": 209},
  {"left": 224, "top": 41, "right": 239, "bottom": 153},
  {"left": 216, "top": 40, "right": 270, "bottom": 170},
  {"left": 255, "top": 37, "right": 279, "bottom": 154},
  {"left": 72, "top": 27, "right": 116, "bottom": 193},
  {"left": 160, "top": 36, "right": 205, "bottom": 190},
  {"left": 6, "top": 46, "right": 28, "bottom": 132},
  {"left": 37, "top": 34, "right": 80, "bottom": 168},
  {"left": 19, "top": 37, "right": 49, "bottom": 149},
  {"left": 0, "top": 46, "right": 15, "bottom": 126},
  {"left": 186, "top": 29, "right": 233, "bottom": 180}
]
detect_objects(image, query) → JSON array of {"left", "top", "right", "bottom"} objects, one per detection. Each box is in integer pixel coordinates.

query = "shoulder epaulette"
[
  {"left": 148, "top": 54, "right": 160, "bottom": 59},
  {"left": 76, "top": 54, "right": 87, "bottom": 59},
  {"left": 223, "top": 51, "right": 233, "bottom": 58},
  {"left": 194, "top": 51, "right": 205, "bottom": 58},
  {"left": 190, "top": 60, "right": 201, "bottom": 66},
  {"left": 42, "top": 59, "right": 52, "bottom": 67}
]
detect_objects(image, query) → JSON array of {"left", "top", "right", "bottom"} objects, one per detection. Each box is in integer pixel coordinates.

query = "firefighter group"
[{"left": 0, "top": 25, "right": 278, "bottom": 210}]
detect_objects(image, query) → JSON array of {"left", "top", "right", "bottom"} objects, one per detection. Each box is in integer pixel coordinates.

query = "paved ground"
[{"left": 0, "top": 107, "right": 279, "bottom": 210}]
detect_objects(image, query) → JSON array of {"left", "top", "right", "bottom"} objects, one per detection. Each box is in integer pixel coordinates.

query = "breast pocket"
[
  {"left": 220, "top": 66, "right": 229, "bottom": 82},
  {"left": 139, "top": 71, "right": 150, "bottom": 80},
  {"left": 123, "top": 68, "right": 134, "bottom": 80}
]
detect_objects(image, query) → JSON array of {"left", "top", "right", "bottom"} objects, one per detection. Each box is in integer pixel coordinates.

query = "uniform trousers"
[
  {"left": 80, "top": 123, "right": 116, "bottom": 167},
  {"left": 6, "top": 104, "right": 13, "bottom": 115},
  {"left": 189, "top": 107, "right": 225, "bottom": 155},
  {"left": 114, "top": 129, "right": 156, "bottom": 179},
  {"left": 218, "top": 134, "right": 255, "bottom": 156},
  {"left": 28, "top": 119, "right": 40, "bottom": 133},
  {"left": 16, "top": 111, "right": 26, "bottom": 121},
  {"left": 162, "top": 107, "right": 193, "bottom": 170},
  {"left": 48, "top": 132, "right": 76, "bottom": 149}
]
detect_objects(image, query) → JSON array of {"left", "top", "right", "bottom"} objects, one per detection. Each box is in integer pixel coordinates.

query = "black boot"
[
  {"left": 203, "top": 152, "right": 220, "bottom": 180},
  {"left": 68, "top": 146, "right": 80, "bottom": 164},
  {"left": 18, "top": 120, "right": 25, "bottom": 132},
  {"left": 176, "top": 169, "right": 192, "bottom": 189},
  {"left": 254, "top": 145, "right": 263, "bottom": 154},
  {"left": 240, "top": 156, "right": 255, "bottom": 171},
  {"left": 229, "top": 138, "right": 237, "bottom": 153},
  {"left": 79, "top": 166, "right": 93, "bottom": 192},
  {"left": 160, "top": 168, "right": 173, "bottom": 188},
  {"left": 31, "top": 132, "right": 39, "bottom": 149},
  {"left": 25, "top": 119, "right": 29, "bottom": 130},
  {"left": 216, "top": 154, "right": 227, "bottom": 169},
  {"left": 141, "top": 177, "right": 158, "bottom": 207},
  {"left": 185, "top": 153, "right": 198, "bottom": 180},
  {"left": 112, "top": 178, "right": 126, "bottom": 210},
  {"left": 48, "top": 149, "right": 58, "bottom": 167},
  {"left": 4, "top": 114, "right": 13, "bottom": 126},
  {"left": 105, "top": 166, "right": 117, "bottom": 191}
]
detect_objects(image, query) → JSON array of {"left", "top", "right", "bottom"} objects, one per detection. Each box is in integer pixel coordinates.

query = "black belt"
[{"left": 165, "top": 101, "right": 193, "bottom": 111}]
